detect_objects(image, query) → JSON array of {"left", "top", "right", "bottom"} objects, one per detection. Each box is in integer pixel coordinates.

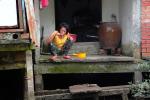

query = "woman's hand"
[{"left": 68, "top": 33, "right": 77, "bottom": 42}]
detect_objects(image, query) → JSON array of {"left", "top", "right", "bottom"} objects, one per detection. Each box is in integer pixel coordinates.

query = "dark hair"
[{"left": 58, "top": 22, "right": 70, "bottom": 34}]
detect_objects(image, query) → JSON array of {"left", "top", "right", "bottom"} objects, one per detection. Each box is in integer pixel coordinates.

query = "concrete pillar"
[
  {"left": 132, "top": 0, "right": 141, "bottom": 59},
  {"left": 34, "top": 74, "right": 44, "bottom": 91},
  {"left": 24, "top": 50, "right": 35, "bottom": 100}
]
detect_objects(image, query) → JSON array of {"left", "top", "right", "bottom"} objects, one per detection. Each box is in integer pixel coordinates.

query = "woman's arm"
[{"left": 47, "top": 31, "right": 58, "bottom": 44}]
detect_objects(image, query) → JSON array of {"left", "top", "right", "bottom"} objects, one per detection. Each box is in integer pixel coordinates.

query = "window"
[{"left": 0, "top": 0, "right": 24, "bottom": 32}]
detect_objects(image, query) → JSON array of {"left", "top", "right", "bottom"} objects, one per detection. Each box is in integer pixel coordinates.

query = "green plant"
[
  {"left": 129, "top": 80, "right": 150, "bottom": 97},
  {"left": 129, "top": 61, "right": 150, "bottom": 97},
  {"left": 137, "top": 61, "right": 150, "bottom": 71}
]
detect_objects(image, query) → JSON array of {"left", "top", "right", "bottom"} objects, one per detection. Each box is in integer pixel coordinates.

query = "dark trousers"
[{"left": 49, "top": 39, "right": 73, "bottom": 56}]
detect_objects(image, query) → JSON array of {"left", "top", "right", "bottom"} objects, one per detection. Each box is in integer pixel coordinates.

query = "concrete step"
[
  {"left": 41, "top": 42, "right": 100, "bottom": 55},
  {"left": 34, "top": 55, "right": 137, "bottom": 74},
  {"left": 69, "top": 42, "right": 100, "bottom": 55}
]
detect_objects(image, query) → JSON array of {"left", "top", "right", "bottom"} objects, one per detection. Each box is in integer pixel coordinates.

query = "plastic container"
[{"left": 70, "top": 34, "right": 77, "bottom": 42}]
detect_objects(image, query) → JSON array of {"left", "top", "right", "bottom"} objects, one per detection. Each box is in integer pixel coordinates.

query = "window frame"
[{"left": 0, "top": 0, "right": 24, "bottom": 33}]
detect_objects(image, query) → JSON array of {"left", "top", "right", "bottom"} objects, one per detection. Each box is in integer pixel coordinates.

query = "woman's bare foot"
[{"left": 49, "top": 55, "right": 58, "bottom": 61}]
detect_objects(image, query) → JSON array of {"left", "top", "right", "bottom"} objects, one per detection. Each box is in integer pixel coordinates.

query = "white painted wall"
[
  {"left": 40, "top": 0, "right": 55, "bottom": 40},
  {"left": 102, "top": 0, "right": 119, "bottom": 22},
  {"left": 119, "top": 0, "right": 133, "bottom": 56}
]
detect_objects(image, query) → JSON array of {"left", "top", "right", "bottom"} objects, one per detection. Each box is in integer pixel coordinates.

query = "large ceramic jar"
[{"left": 98, "top": 22, "right": 122, "bottom": 50}]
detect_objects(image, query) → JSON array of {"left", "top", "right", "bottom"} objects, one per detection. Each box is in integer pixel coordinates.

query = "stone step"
[
  {"left": 35, "top": 55, "right": 137, "bottom": 74},
  {"left": 41, "top": 42, "right": 100, "bottom": 55},
  {"left": 69, "top": 42, "right": 100, "bottom": 55}
]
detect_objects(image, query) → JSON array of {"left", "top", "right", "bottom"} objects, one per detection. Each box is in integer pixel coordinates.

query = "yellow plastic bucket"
[{"left": 72, "top": 52, "right": 86, "bottom": 59}]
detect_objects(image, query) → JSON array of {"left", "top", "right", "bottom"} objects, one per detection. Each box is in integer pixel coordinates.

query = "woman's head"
[{"left": 58, "top": 23, "right": 70, "bottom": 35}]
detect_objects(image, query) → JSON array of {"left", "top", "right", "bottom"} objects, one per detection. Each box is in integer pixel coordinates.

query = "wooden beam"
[
  {"left": 17, "top": 0, "right": 24, "bottom": 29},
  {"left": 24, "top": 0, "right": 38, "bottom": 45}
]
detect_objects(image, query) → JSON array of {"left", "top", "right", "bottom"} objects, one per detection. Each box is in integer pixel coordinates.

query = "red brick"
[
  {"left": 142, "top": 6, "right": 150, "bottom": 10},
  {"left": 142, "top": 35, "right": 150, "bottom": 39},
  {"left": 142, "top": 52, "right": 150, "bottom": 57},
  {"left": 147, "top": 48, "right": 150, "bottom": 52},
  {"left": 141, "top": 23, "right": 150, "bottom": 27},
  {"left": 141, "top": 15, "right": 150, "bottom": 19},
  {"left": 142, "top": 48, "right": 147, "bottom": 52},
  {"left": 142, "top": 32, "right": 150, "bottom": 36},
  {"left": 142, "top": 0, "right": 150, "bottom": 6},
  {"left": 142, "top": 43, "right": 147, "bottom": 48},
  {"left": 141, "top": 19, "right": 150, "bottom": 23},
  {"left": 141, "top": 11, "right": 150, "bottom": 15},
  {"left": 141, "top": 29, "right": 150, "bottom": 33},
  {"left": 142, "top": 43, "right": 150, "bottom": 48},
  {"left": 142, "top": 3, "right": 150, "bottom": 6},
  {"left": 142, "top": 27, "right": 150, "bottom": 30},
  {"left": 146, "top": 40, "right": 150, "bottom": 43},
  {"left": 142, "top": 40, "right": 147, "bottom": 44},
  {"left": 141, "top": 26, "right": 150, "bottom": 29},
  {"left": 142, "top": 40, "right": 150, "bottom": 44}
]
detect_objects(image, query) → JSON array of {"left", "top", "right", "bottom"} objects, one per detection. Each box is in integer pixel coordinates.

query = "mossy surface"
[
  {"left": 0, "top": 43, "right": 35, "bottom": 51},
  {"left": 35, "top": 62, "right": 137, "bottom": 74},
  {"left": 0, "top": 63, "right": 25, "bottom": 70}
]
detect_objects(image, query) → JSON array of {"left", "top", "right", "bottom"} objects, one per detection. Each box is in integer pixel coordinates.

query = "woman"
[{"left": 47, "top": 23, "right": 74, "bottom": 61}]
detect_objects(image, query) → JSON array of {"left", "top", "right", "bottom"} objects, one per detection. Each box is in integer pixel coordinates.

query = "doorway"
[
  {"left": 55, "top": 0, "right": 102, "bottom": 42},
  {"left": 0, "top": 69, "right": 25, "bottom": 100}
]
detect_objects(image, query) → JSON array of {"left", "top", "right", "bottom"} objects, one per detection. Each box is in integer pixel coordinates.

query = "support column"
[
  {"left": 132, "top": 0, "right": 141, "bottom": 59},
  {"left": 121, "top": 93, "right": 129, "bottom": 100},
  {"left": 24, "top": 50, "right": 35, "bottom": 100},
  {"left": 134, "top": 71, "right": 142, "bottom": 83},
  {"left": 34, "top": 74, "right": 44, "bottom": 91}
]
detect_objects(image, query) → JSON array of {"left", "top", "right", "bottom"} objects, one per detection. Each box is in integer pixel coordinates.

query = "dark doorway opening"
[
  {"left": 55, "top": 0, "right": 102, "bottom": 42},
  {"left": 43, "top": 73, "right": 133, "bottom": 90},
  {"left": 0, "top": 69, "right": 25, "bottom": 100}
]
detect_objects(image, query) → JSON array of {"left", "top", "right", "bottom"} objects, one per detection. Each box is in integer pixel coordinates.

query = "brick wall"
[{"left": 141, "top": 0, "right": 150, "bottom": 57}]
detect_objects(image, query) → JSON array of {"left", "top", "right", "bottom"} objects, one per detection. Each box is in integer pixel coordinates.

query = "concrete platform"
[{"left": 39, "top": 55, "right": 135, "bottom": 63}]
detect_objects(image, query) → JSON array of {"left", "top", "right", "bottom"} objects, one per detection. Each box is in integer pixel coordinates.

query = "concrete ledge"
[
  {"left": 39, "top": 55, "right": 135, "bottom": 63},
  {"left": 142, "top": 57, "right": 150, "bottom": 61},
  {"left": 0, "top": 40, "right": 30, "bottom": 44}
]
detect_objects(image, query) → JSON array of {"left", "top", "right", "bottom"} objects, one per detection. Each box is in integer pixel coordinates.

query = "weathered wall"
[
  {"left": 132, "top": 0, "right": 141, "bottom": 58},
  {"left": 40, "top": 0, "right": 55, "bottom": 42},
  {"left": 119, "top": 0, "right": 141, "bottom": 58},
  {"left": 102, "top": 0, "right": 119, "bottom": 22},
  {"left": 38, "top": 0, "right": 141, "bottom": 58},
  {"left": 119, "top": 0, "right": 133, "bottom": 56},
  {"left": 40, "top": 0, "right": 120, "bottom": 37},
  {"left": 0, "top": 51, "right": 25, "bottom": 70}
]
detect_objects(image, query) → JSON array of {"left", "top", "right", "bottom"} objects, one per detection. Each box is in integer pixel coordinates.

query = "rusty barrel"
[{"left": 98, "top": 22, "right": 122, "bottom": 49}]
